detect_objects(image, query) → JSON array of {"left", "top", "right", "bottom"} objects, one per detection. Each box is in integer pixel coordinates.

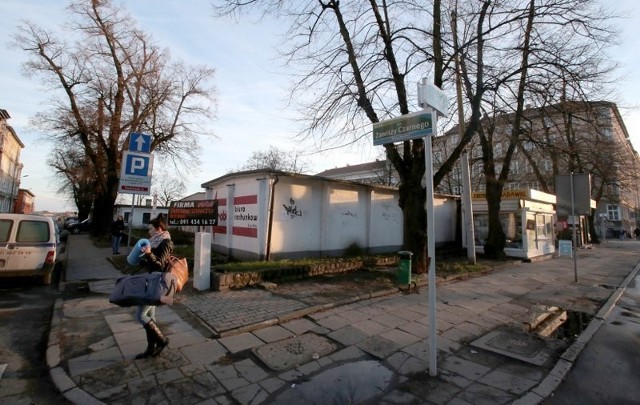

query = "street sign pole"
[
  {"left": 417, "top": 77, "right": 448, "bottom": 377},
  {"left": 424, "top": 107, "right": 438, "bottom": 377}
]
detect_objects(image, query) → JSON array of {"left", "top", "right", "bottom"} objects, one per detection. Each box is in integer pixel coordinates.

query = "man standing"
[{"left": 110, "top": 215, "right": 125, "bottom": 254}]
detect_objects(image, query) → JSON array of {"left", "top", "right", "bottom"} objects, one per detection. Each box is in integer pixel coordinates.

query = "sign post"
[
  {"left": 371, "top": 78, "right": 447, "bottom": 378},
  {"left": 418, "top": 78, "right": 448, "bottom": 378},
  {"left": 119, "top": 133, "right": 154, "bottom": 253}
]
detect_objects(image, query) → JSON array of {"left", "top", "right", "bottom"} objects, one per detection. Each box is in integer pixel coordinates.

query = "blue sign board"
[
  {"left": 124, "top": 153, "right": 152, "bottom": 176},
  {"left": 129, "top": 133, "right": 152, "bottom": 153},
  {"left": 119, "top": 151, "right": 154, "bottom": 195}
]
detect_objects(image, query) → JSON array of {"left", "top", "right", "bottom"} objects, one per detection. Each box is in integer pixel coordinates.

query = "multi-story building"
[
  {"left": 317, "top": 101, "right": 639, "bottom": 241},
  {"left": 0, "top": 109, "right": 25, "bottom": 212},
  {"left": 433, "top": 101, "right": 639, "bottom": 240},
  {"left": 316, "top": 160, "right": 400, "bottom": 187}
]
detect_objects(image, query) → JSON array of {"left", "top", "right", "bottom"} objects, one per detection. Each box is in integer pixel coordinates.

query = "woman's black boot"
[
  {"left": 135, "top": 323, "right": 156, "bottom": 359},
  {"left": 147, "top": 320, "right": 170, "bottom": 357}
]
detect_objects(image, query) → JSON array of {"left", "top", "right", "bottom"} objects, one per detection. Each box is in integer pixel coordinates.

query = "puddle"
[
  {"left": 471, "top": 309, "right": 594, "bottom": 365},
  {"left": 267, "top": 360, "right": 395, "bottom": 404},
  {"left": 548, "top": 310, "right": 593, "bottom": 341}
]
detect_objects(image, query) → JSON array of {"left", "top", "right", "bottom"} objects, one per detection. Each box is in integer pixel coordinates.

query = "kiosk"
[{"left": 471, "top": 189, "right": 556, "bottom": 260}]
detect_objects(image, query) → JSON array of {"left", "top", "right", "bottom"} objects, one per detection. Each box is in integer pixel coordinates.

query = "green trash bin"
[{"left": 397, "top": 251, "right": 413, "bottom": 285}]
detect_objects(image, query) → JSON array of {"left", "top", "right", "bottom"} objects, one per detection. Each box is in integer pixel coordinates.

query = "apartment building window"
[
  {"left": 453, "top": 186, "right": 461, "bottom": 195},
  {"left": 601, "top": 128, "right": 612, "bottom": 139},
  {"left": 450, "top": 135, "right": 459, "bottom": 146},
  {"left": 529, "top": 181, "right": 539, "bottom": 190},
  {"left": 434, "top": 151, "right": 442, "bottom": 164},
  {"left": 511, "top": 161, "right": 519, "bottom": 174},
  {"left": 543, "top": 117, "right": 553, "bottom": 128},
  {"left": 607, "top": 204, "right": 620, "bottom": 221},
  {"left": 494, "top": 143, "right": 503, "bottom": 157}
]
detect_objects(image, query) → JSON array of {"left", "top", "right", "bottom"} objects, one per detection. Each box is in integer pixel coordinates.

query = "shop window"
[{"left": 473, "top": 213, "right": 522, "bottom": 249}]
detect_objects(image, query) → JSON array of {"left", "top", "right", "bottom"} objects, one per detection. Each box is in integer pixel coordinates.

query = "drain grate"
[{"left": 253, "top": 333, "right": 336, "bottom": 371}]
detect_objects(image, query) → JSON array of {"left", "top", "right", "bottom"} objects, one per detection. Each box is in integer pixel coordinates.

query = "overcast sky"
[{"left": 0, "top": 0, "right": 639, "bottom": 213}]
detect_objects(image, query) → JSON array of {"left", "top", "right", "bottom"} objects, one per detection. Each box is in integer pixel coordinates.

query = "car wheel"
[{"left": 72, "top": 228, "right": 80, "bottom": 235}]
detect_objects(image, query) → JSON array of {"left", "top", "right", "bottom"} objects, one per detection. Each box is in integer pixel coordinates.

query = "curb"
[
  {"left": 47, "top": 260, "right": 640, "bottom": 404},
  {"left": 47, "top": 298, "right": 106, "bottom": 405},
  {"left": 521, "top": 261, "right": 640, "bottom": 403}
]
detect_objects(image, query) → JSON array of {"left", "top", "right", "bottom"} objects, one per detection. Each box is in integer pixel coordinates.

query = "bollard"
[{"left": 397, "top": 250, "right": 413, "bottom": 285}]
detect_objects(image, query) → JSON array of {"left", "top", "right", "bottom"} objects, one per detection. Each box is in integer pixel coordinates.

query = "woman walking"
[{"left": 135, "top": 214, "right": 173, "bottom": 359}]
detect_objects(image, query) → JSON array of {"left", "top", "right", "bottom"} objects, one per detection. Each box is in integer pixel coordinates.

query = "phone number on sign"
[{"left": 168, "top": 218, "right": 217, "bottom": 226}]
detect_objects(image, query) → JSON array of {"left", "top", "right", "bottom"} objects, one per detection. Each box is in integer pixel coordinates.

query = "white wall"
[
  {"left": 114, "top": 205, "right": 169, "bottom": 228},
  {"left": 202, "top": 171, "right": 459, "bottom": 260}
]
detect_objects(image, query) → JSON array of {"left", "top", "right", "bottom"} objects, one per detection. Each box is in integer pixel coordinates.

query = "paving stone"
[
  {"left": 234, "top": 359, "right": 270, "bottom": 383},
  {"left": 218, "top": 332, "right": 265, "bottom": 353},
  {"left": 329, "top": 345, "right": 367, "bottom": 362},
  {"left": 231, "top": 383, "right": 269, "bottom": 405},
  {"left": 379, "top": 328, "right": 421, "bottom": 347},
  {"left": 441, "top": 355, "right": 491, "bottom": 381},
  {"left": 315, "top": 314, "right": 352, "bottom": 330},
  {"left": 455, "top": 381, "right": 515, "bottom": 405},
  {"left": 357, "top": 335, "right": 402, "bottom": 359},
  {"left": 258, "top": 377, "right": 286, "bottom": 394},
  {"left": 478, "top": 369, "right": 538, "bottom": 395},
  {"left": 280, "top": 318, "right": 317, "bottom": 335},
  {"left": 328, "top": 325, "right": 369, "bottom": 346},
  {"left": 155, "top": 368, "right": 184, "bottom": 385},
  {"left": 252, "top": 325, "right": 295, "bottom": 343},
  {"left": 352, "top": 319, "right": 389, "bottom": 336},
  {"left": 180, "top": 340, "right": 227, "bottom": 365}
]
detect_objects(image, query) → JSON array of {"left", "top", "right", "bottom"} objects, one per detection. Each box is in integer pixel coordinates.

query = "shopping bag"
[
  {"left": 109, "top": 272, "right": 177, "bottom": 307},
  {"left": 165, "top": 255, "right": 188, "bottom": 292}
]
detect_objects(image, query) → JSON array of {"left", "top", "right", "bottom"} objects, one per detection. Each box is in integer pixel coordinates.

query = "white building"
[{"left": 201, "top": 169, "right": 458, "bottom": 261}]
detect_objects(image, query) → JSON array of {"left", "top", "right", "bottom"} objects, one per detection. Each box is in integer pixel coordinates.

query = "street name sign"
[
  {"left": 417, "top": 81, "right": 448, "bottom": 117},
  {"left": 372, "top": 111, "right": 433, "bottom": 145}
]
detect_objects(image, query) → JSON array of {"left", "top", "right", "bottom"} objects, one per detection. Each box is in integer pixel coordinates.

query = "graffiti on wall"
[
  {"left": 381, "top": 201, "right": 401, "bottom": 223},
  {"left": 282, "top": 197, "right": 303, "bottom": 220}
]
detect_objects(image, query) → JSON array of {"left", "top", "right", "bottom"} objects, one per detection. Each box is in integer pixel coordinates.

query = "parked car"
[
  {"left": 63, "top": 217, "right": 79, "bottom": 229},
  {"left": 67, "top": 218, "right": 92, "bottom": 234},
  {"left": 0, "top": 213, "right": 60, "bottom": 285}
]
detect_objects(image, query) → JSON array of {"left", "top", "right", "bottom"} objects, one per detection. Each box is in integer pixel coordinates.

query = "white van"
[{"left": 0, "top": 214, "right": 59, "bottom": 285}]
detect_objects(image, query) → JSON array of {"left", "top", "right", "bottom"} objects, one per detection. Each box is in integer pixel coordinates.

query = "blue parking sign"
[{"left": 125, "top": 153, "right": 151, "bottom": 176}]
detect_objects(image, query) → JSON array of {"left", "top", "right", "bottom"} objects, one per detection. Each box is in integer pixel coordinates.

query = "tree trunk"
[
  {"left": 484, "top": 180, "right": 506, "bottom": 259},
  {"left": 91, "top": 175, "right": 119, "bottom": 236},
  {"left": 398, "top": 163, "right": 428, "bottom": 274}
]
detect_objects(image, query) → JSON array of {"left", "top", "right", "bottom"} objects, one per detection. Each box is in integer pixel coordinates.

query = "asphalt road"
[
  {"left": 0, "top": 272, "right": 69, "bottom": 404},
  {"left": 544, "top": 271, "right": 640, "bottom": 404}
]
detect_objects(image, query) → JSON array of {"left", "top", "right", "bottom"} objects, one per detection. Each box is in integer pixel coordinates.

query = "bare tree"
[
  {"left": 14, "top": 0, "right": 216, "bottom": 235},
  {"left": 154, "top": 172, "right": 187, "bottom": 207},
  {"left": 238, "top": 146, "right": 310, "bottom": 173},
  {"left": 449, "top": 0, "right": 619, "bottom": 257},
  {"left": 214, "top": 0, "right": 620, "bottom": 262}
]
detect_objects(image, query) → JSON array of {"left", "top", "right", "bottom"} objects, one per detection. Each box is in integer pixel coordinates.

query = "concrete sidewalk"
[{"left": 48, "top": 235, "right": 640, "bottom": 404}]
